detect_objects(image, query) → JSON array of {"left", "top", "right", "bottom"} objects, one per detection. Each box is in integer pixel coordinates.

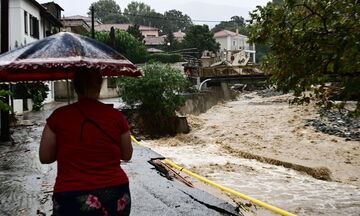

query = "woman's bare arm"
[
  {"left": 119, "top": 131, "right": 132, "bottom": 161},
  {"left": 39, "top": 124, "right": 57, "bottom": 164}
]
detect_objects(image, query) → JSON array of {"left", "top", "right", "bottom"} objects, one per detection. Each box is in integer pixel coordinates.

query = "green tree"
[
  {"left": 184, "top": 25, "right": 220, "bottom": 58},
  {"left": 118, "top": 63, "right": 195, "bottom": 136},
  {"left": 102, "top": 13, "right": 129, "bottom": 24},
  {"left": 211, "top": 16, "right": 248, "bottom": 35},
  {"left": 230, "top": 16, "right": 245, "bottom": 27},
  {"left": 273, "top": 0, "right": 284, "bottom": 5},
  {"left": 88, "top": 0, "right": 123, "bottom": 24},
  {"left": 118, "top": 63, "right": 194, "bottom": 117},
  {"left": 127, "top": 24, "right": 145, "bottom": 42},
  {"left": 163, "top": 31, "right": 181, "bottom": 51},
  {"left": 138, "top": 11, "right": 164, "bottom": 28},
  {"left": 90, "top": 30, "right": 148, "bottom": 63},
  {"left": 248, "top": 0, "right": 360, "bottom": 115},
  {"left": 124, "top": 1, "right": 154, "bottom": 24},
  {"left": 163, "top": 10, "right": 193, "bottom": 35}
]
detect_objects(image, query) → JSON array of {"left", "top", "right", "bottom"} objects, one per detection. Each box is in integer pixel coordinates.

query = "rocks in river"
[
  {"left": 306, "top": 108, "right": 360, "bottom": 141},
  {"left": 256, "top": 88, "right": 284, "bottom": 98}
]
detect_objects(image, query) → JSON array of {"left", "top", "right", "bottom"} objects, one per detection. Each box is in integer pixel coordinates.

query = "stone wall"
[{"left": 179, "top": 83, "right": 236, "bottom": 116}]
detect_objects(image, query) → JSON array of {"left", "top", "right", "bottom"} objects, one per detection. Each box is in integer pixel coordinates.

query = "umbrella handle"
[{"left": 66, "top": 72, "right": 70, "bottom": 104}]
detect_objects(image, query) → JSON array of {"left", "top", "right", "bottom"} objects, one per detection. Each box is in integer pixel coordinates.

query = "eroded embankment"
[{"left": 222, "top": 145, "right": 332, "bottom": 181}]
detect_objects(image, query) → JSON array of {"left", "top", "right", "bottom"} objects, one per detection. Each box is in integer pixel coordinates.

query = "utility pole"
[
  {"left": 91, "top": 6, "right": 95, "bottom": 39},
  {"left": 0, "top": 0, "right": 10, "bottom": 142}
]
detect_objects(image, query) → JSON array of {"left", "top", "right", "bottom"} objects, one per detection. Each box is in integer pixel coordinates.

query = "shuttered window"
[
  {"left": 24, "top": 11, "right": 28, "bottom": 34},
  {"left": 29, "top": 15, "right": 39, "bottom": 39}
]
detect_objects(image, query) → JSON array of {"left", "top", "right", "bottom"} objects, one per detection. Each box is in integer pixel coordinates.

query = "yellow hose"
[
  {"left": 131, "top": 135, "right": 143, "bottom": 146},
  {"left": 130, "top": 136, "right": 297, "bottom": 216}
]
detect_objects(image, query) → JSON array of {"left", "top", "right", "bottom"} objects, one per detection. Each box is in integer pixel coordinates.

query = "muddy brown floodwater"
[{"left": 144, "top": 92, "right": 360, "bottom": 216}]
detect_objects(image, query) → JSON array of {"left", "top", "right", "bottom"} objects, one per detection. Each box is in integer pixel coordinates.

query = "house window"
[
  {"left": 24, "top": 11, "right": 28, "bottom": 34},
  {"left": 29, "top": 15, "right": 39, "bottom": 39},
  {"left": 232, "top": 40, "right": 236, "bottom": 46}
]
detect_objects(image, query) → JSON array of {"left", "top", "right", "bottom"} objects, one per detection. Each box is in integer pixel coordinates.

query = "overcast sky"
[{"left": 38, "top": 0, "right": 270, "bottom": 26}]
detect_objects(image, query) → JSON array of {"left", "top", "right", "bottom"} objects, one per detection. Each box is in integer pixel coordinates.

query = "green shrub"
[
  {"left": 0, "top": 90, "right": 11, "bottom": 111},
  {"left": 146, "top": 53, "right": 183, "bottom": 64},
  {"left": 117, "top": 63, "right": 194, "bottom": 117},
  {"left": 24, "top": 82, "right": 49, "bottom": 111}
]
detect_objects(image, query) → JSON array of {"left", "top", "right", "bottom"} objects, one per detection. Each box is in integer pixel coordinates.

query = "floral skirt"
[{"left": 52, "top": 183, "right": 131, "bottom": 216}]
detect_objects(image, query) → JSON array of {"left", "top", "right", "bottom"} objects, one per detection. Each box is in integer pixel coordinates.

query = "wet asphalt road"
[{"left": 0, "top": 100, "right": 242, "bottom": 216}]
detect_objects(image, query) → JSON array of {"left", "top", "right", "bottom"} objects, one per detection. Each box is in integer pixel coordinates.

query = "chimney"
[{"left": 236, "top": 28, "right": 239, "bottom": 35}]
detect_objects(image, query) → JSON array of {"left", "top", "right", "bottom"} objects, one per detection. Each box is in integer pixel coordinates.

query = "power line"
[{"left": 121, "top": 12, "right": 234, "bottom": 24}]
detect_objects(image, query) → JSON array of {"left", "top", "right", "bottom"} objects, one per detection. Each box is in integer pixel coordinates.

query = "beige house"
[
  {"left": 61, "top": 15, "right": 98, "bottom": 34},
  {"left": 214, "top": 30, "right": 256, "bottom": 63}
]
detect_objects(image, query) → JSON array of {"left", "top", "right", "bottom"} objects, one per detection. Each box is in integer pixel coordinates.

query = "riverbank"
[{"left": 143, "top": 90, "right": 360, "bottom": 215}]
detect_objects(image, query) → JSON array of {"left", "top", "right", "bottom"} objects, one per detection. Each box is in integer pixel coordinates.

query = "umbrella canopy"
[{"left": 0, "top": 32, "right": 141, "bottom": 82}]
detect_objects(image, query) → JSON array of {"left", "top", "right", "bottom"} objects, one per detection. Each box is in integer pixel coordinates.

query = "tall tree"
[
  {"left": 137, "top": 11, "right": 164, "bottom": 28},
  {"left": 272, "top": 0, "right": 284, "bottom": 5},
  {"left": 211, "top": 16, "right": 248, "bottom": 35},
  {"left": 102, "top": 13, "right": 129, "bottom": 24},
  {"left": 230, "top": 16, "right": 245, "bottom": 27},
  {"left": 248, "top": 0, "right": 360, "bottom": 115},
  {"left": 88, "top": 0, "right": 123, "bottom": 24},
  {"left": 184, "top": 25, "right": 220, "bottom": 58},
  {"left": 127, "top": 24, "right": 144, "bottom": 42},
  {"left": 163, "top": 10, "right": 193, "bottom": 35},
  {"left": 163, "top": 31, "right": 181, "bottom": 51},
  {"left": 124, "top": 1, "right": 154, "bottom": 24}
]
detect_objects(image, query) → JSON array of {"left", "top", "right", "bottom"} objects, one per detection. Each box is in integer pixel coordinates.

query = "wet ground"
[{"left": 0, "top": 98, "right": 242, "bottom": 216}]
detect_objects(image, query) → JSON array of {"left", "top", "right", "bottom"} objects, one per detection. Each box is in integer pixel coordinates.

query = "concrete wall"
[
  {"left": 54, "top": 78, "right": 119, "bottom": 100},
  {"left": 216, "top": 37, "right": 227, "bottom": 51},
  {"left": 142, "top": 29, "right": 159, "bottom": 37},
  {"left": 178, "top": 84, "right": 236, "bottom": 116},
  {"left": 99, "top": 78, "right": 119, "bottom": 98}
]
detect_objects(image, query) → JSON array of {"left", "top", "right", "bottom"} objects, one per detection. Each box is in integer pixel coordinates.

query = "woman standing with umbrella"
[
  {"left": 39, "top": 67, "right": 133, "bottom": 216},
  {"left": 0, "top": 32, "right": 141, "bottom": 215}
]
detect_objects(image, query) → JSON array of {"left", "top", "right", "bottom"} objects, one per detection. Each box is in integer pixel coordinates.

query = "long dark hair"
[{"left": 73, "top": 68, "right": 103, "bottom": 98}]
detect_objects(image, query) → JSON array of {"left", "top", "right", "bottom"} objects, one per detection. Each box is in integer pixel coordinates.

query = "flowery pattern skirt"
[{"left": 52, "top": 183, "right": 131, "bottom": 216}]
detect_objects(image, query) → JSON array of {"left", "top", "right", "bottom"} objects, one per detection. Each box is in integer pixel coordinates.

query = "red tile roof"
[
  {"left": 95, "top": 24, "right": 159, "bottom": 32},
  {"left": 214, "top": 30, "right": 247, "bottom": 38}
]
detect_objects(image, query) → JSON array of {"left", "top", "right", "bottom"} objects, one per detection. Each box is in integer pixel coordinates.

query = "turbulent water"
[{"left": 145, "top": 92, "right": 360, "bottom": 216}]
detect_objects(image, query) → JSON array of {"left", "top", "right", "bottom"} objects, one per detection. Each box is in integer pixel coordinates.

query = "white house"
[
  {"left": 214, "top": 29, "right": 256, "bottom": 63},
  {"left": 8, "top": 0, "right": 62, "bottom": 49},
  {"left": 0, "top": 0, "right": 63, "bottom": 114}
]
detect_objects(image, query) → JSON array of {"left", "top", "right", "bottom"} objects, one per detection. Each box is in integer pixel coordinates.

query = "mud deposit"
[{"left": 144, "top": 91, "right": 360, "bottom": 216}]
